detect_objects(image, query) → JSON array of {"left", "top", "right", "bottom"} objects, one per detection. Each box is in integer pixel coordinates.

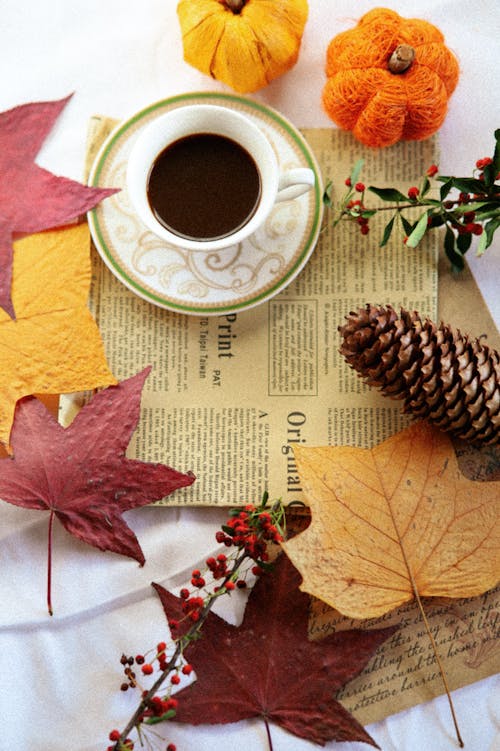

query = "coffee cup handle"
[{"left": 276, "top": 168, "right": 315, "bottom": 202}]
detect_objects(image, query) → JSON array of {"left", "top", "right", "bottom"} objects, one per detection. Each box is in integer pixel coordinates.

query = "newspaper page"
[
  {"left": 83, "top": 119, "right": 500, "bottom": 724},
  {"left": 84, "top": 120, "right": 437, "bottom": 506}
]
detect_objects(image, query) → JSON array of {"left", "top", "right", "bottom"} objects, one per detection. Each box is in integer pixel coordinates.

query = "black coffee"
[{"left": 146, "top": 133, "right": 261, "bottom": 241}]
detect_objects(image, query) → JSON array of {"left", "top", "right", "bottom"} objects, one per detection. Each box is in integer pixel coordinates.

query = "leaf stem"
[
  {"left": 47, "top": 510, "right": 54, "bottom": 616},
  {"left": 263, "top": 716, "right": 274, "bottom": 751},
  {"left": 412, "top": 585, "right": 464, "bottom": 747},
  {"left": 386, "top": 498, "right": 464, "bottom": 748}
]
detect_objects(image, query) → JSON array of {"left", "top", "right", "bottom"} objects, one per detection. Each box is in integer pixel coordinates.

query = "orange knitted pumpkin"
[{"left": 322, "top": 8, "right": 460, "bottom": 148}]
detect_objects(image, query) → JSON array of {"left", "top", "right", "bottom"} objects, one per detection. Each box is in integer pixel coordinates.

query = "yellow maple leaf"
[
  {"left": 0, "top": 224, "right": 116, "bottom": 448},
  {"left": 283, "top": 421, "right": 500, "bottom": 620}
]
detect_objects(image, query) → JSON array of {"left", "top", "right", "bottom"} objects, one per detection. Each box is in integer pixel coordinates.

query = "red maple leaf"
[
  {"left": 153, "top": 554, "right": 396, "bottom": 748},
  {"left": 0, "top": 367, "right": 194, "bottom": 614},
  {"left": 0, "top": 94, "right": 118, "bottom": 318}
]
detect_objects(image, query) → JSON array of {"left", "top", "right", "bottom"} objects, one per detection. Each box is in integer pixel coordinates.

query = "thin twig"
[{"left": 113, "top": 550, "right": 249, "bottom": 750}]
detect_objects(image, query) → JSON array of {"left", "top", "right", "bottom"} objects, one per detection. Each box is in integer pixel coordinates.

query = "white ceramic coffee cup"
[{"left": 126, "top": 104, "right": 315, "bottom": 251}]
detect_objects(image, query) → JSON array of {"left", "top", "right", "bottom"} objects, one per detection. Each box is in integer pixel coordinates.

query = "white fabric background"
[{"left": 0, "top": 1, "right": 499, "bottom": 750}]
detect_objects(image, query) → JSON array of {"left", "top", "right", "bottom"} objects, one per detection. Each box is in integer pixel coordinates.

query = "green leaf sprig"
[{"left": 323, "top": 129, "right": 500, "bottom": 270}]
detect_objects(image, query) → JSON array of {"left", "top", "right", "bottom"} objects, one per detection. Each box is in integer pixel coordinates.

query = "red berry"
[
  {"left": 135, "top": 654, "right": 145, "bottom": 665},
  {"left": 182, "top": 664, "right": 193, "bottom": 675},
  {"left": 167, "top": 744, "right": 177, "bottom": 751},
  {"left": 345, "top": 177, "right": 352, "bottom": 186},
  {"left": 360, "top": 224, "right": 370, "bottom": 235},
  {"left": 225, "top": 580, "right": 236, "bottom": 591},
  {"left": 476, "top": 157, "right": 493, "bottom": 169},
  {"left": 407, "top": 186, "right": 419, "bottom": 200},
  {"left": 170, "top": 674, "right": 181, "bottom": 685},
  {"left": 157, "top": 642, "right": 167, "bottom": 653},
  {"left": 354, "top": 182, "right": 365, "bottom": 193},
  {"left": 471, "top": 223, "right": 483, "bottom": 235},
  {"left": 141, "top": 664, "right": 154, "bottom": 675},
  {"left": 109, "top": 730, "right": 121, "bottom": 741},
  {"left": 179, "top": 588, "right": 189, "bottom": 600},
  {"left": 426, "top": 164, "right": 438, "bottom": 177}
]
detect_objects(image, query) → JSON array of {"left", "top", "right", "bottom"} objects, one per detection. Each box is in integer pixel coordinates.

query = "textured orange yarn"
[{"left": 322, "top": 8, "right": 460, "bottom": 148}]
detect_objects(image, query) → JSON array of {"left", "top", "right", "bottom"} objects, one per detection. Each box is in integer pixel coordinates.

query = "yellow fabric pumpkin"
[{"left": 177, "top": 0, "right": 309, "bottom": 94}]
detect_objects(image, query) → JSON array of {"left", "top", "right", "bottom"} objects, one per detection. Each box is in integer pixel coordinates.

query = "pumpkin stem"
[
  {"left": 388, "top": 44, "right": 415, "bottom": 74},
  {"left": 224, "top": 0, "right": 247, "bottom": 13}
]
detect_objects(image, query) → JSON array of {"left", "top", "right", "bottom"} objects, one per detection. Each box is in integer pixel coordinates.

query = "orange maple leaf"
[
  {"left": 283, "top": 421, "right": 499, "bottom": 620},
  {"left": 0, "top": 223, "right": 116, "bottom": 448}
]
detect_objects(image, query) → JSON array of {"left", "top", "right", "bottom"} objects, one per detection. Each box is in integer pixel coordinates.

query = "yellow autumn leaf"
[
  {"left": 0, "top": 224, "right": 116, "bottom": 448},
  {"left": 283, "top": 421, "right": 500, "bottom": 620}
]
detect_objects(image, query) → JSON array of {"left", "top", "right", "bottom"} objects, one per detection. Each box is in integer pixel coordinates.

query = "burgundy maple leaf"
[
  {"left": 0, "top": 367, "right": 194, "bottom": 614},
  {"left": 0, "top": 94, "right": 119, "bottom": 318},
  {"left": 153, "top": 554, "right": 396, "bottom": 748}
]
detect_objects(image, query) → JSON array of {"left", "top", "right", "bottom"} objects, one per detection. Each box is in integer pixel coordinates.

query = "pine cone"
[{"left": 339, "top": 304, "right": 500, "bottom": 446}]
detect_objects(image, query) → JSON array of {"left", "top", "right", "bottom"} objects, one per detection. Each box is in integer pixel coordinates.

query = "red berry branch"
[
  {"left": 107, "top": 494, "right": 286, "bottom": 751},
  {"left": 324, "top": 128, "right": 500, "bottom": 270}
]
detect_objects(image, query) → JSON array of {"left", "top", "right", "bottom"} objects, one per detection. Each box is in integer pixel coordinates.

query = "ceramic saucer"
[{"left": 87, "top": 92, "right": 323, "bottom": 316}]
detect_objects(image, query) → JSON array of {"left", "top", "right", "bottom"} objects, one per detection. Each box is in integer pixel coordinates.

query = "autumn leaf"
[
  {"left": 282, "top": 421, "right": 500, "bottom": 746},
  {"left": 283, "top": 421, "right": 499, "bottom": 619},
  {"left": 0, "top": 223, "right": 117, "bottom": 448},
  {"left": 0, "top": 368, "right": 195, "bottom": 614},
  {"left": 0, "top": 94, "right": 118, "bottom": 317},
  {"left": 153, "top": 554, "right": 396, "bottom": 748}
]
